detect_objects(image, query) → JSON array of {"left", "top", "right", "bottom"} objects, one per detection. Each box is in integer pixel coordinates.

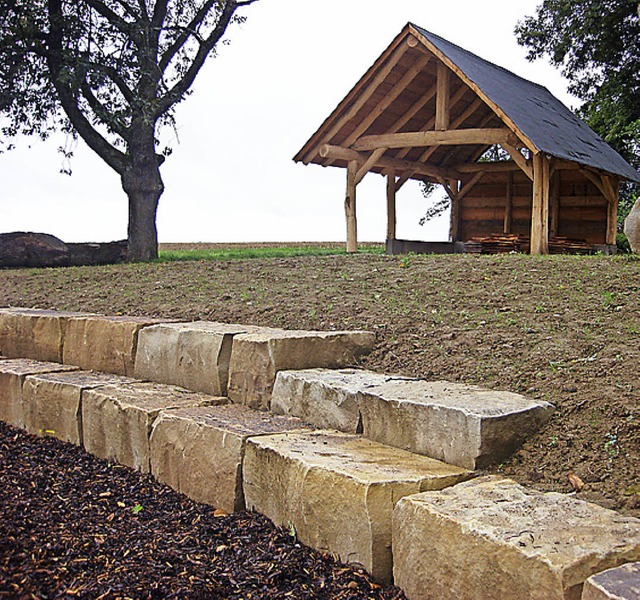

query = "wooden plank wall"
[{"left": 457, "top": 169, "right": 609, "bottom": 244}]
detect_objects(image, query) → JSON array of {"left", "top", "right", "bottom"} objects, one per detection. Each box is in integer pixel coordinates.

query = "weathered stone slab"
[
  {"left": 0, "top": 358, "right": 79, "bottom": 428},
  {"left": 243, "top": 430, "right": 473, "bottom": 583},
  {"left": 392, "top": 476, "right": 640, "bottom": 600},
  {"left": 63, "top": 315, "right": 168, "bottom": 376},
  {"left": 358, "top": 378, "right": 553, "bottom": 469},
  {"left": 582, "top": 562, "right": 640, "bottom": 600},
  {"left": 227, "top": 329, "right": 375, "bottom": 410},
  {"left": 271, "top": 368, "right": 391, "bottom": 433},
  {"left": 135, "top": 322, "right": 261, "bottom": 396},
  {"left": 22, "top": 370, "right": 135, "bottom": 444},
  {"left": 150, "top": 405, "right": 309, "bottom": 512},
  {"left": 82, "top": 381, "right": 226, "bottom": 472},
  {"left": 0, "top": 307, "right": 93, "bottom": 363}
]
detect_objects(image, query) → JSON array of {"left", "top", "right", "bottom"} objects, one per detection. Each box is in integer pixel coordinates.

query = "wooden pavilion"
[{"left": 294, "top": 24, "right": 640, "bottom": 255}]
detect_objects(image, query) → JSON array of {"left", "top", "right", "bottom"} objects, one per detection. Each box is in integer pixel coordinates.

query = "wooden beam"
[
  {"left": 435, "top": 61, "right": 451, "bottom": 131},
  {"left": 502, "top": 143, "right": 534, "bottom": 181},
  {"left": 386, "top": 169, "right": 397, "bottom": 240},
  {"left": 439, "top": 178, "right": 460, "bottom": 241},
  {"left": 456, "top": 172, "right": 485, "bottom": 202},
  {"left": 504, "top": 171, "right": 513, "bottom": 234},
  {"left": 345, "top": 160, "right": 358, "bottom": 253},
  {"left": 353, "top": 128, "right": 519, "bottom": 152},
  {"left": 550, "top": 170, "right": 560, "bottom": 238},
  {"left": 395, "top": 170, "right": 415, "bottom": 191},
  {"left": 355, "top": 148, "right": 387, "bottom": 185},
  {"left": 531, "top": 153, "right": 550, "bottom": 255},
  {"left": 320, "top": 144, "right": 459, "bottom": 181},
  {"left": 456, "top": 160, "right": 522, "bottom": 174},
  {"left": 603, "top": 175, "right": 620, "bottom": 245}
]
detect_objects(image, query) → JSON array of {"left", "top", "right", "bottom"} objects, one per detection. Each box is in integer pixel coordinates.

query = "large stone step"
[
  {"left": 228, "top": 330, "right": 375, "bottom": 410},
  {"left": 134, "top": 321, "right": 262, "bottom": 396},
  {"left": 243, "top": 429, "right": 473, "bottom": 583},
  {"left": 150, "top": 404, "right": 310, "bottom": 513},
  {"left": 22, "top": 370, "right": 136, "bottom": 445},
  {"left": 392, "top": 476, "right": 640, "bottom": 600},
  {"left": 272, "top": 368, "right": 553, "bottom": 469},
  {"left": 0, "top": 358, "right": 79, "bottom": 428},
  {"left": 0, "top": 308, "right": 94, "bottom": 363},
  {"left": 82, "top": 381, "right": 226, "bottom": 473}
]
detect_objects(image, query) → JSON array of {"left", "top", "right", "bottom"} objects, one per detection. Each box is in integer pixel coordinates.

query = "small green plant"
[
  {"left": 604, "top": 434, "right": 619, "bottom": 458},
  {"left": 399, "top": 256, "right": 411, "bottom": 269},
  {"left": 131, "top": 504, "right": 143, "bottom": 514}
]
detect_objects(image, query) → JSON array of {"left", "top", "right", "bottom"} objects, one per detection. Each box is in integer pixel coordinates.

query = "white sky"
[{"left": 0, "top": 0, "right": 578, "bottom": 244}]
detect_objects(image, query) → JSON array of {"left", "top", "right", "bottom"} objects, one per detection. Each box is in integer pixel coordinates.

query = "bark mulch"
[{"left": 0, "top": 421, "right": 406, "bottom": 599}]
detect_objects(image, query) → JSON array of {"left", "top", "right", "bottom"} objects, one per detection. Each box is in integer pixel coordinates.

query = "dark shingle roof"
[{"left": 413, "top": 24, "right": 640, "bottom": 183}]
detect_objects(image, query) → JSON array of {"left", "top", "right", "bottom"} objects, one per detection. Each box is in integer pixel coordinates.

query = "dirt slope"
[{"left": 2, "top": 251, "right": 639, "bottom": 516}]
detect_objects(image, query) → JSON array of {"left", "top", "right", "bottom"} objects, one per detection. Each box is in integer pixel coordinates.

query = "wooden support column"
[
  {"left": 345, "top": 160, "right": 358, "bottom": 253},
  {"left": 386, "top": 169, "right": 397, "bottom": 240},
  {"left": 604, "top": 176, "right": 620, "bottom": 246},
  {"left": 435, "top": 62, "right": 450, "bottom": 131},
  {"left": 531, "top": 153, "right": 550, "bottom": 255},
  {"left": 504, "top": 171, "right": 513, "bottom": 234},
  {"left": 550, "top": 170, "right": 561, "bottom": 238}
]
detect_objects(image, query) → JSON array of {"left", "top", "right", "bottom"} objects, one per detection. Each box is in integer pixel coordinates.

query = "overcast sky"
[{"left": 0, "top": 0, "right": 577, "bottom": 244}]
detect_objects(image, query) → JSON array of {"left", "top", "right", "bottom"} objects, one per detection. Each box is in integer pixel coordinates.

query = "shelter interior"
[{"left": 294, "top": 24, "right": 638, "bottom": 255}]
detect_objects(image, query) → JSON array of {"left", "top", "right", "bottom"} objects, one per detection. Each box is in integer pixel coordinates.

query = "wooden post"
[
  {"left": 345, "top": 160, "right": 358, "bottom": 253},
  {"left": 435, "top": 62, "right": 450, "bottom": 131},
  {"left": 530, "top": 153, "right": 550, "bottom": 255},
  {"left": 550, "top": 170, "right": 561, "bottom": 238},
  {"left": 504, "top": 171, "right": 513, "bottom": 234},
  {"left": 605, "top": 176, "right": 620, "bottom": 246},
  {"left": 448, "top": 180, "right": 460, "bottom": 242},
  {"left": 386, "top": 169, "right": 397, "bottom": 240}
]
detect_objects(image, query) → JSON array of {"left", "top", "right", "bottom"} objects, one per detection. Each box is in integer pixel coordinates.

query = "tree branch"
[
  {"left": 155, "top": 0, "right": 249, "bottom": 118},
  {"left": 157, "top": 0, "right": 217, "bottom": 75},
  {"left": 80, "top": 80, "right": 129, "bottom": 140},
  {"left": 46, "top": 0, "right": 127, "bottom": 173},
  {"left": 84, "top": 0, "right": 135, "bottom": 37}
]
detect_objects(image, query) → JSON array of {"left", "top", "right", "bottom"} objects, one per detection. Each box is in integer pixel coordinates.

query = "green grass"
[{"left": 156, "top": 244, "right": 385, "bottom": 262}]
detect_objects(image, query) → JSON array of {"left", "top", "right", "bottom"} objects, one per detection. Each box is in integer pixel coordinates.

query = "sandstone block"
[
  {"left": 150, "top": 405, "right": 309, "bottom": 512},
  {"left": 0, "top": 307, "right": 93, "bottom": 363},
  {"left": 271, "top": 368, "right": 390, "bottom": 432},
  {"left": 582, "top": 562, "right": 640, "bottom": 600},
  {"left": 82, "top": 381, "right": 226, "bottom": 472},
  {"left": 135, "top": 322, "right": 260, "bottom": 395},
  {"left": 63, "top": 315, "right": 168, "bottom": 376},
  {"left": 22, "top": 371, "right": 135, "bottom": 444},
  {"left": 243, "top": 430, "right": 472, "bottom": 583},
  {"left": 227, "top": 329, "right": 375, "bottom": 410},
  {"left": 358, "top": 378, "right": 553, "bottom": 469},
  {"left": 392, "top": 476, "right": 640, "bottom": 600},
  {"left": 0, "top": 359, "right": 79, "bottom": 428}
]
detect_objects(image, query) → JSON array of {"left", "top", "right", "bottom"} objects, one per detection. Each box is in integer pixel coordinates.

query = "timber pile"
[
  {"left": 463, "top": 234, "right": 529, "bottom": 254},
  {"left": 464, "top": 234, "right": 593, "bottom": 255},
  {"left": 548, "top": 236, "right": 593, "bottom": 255}
]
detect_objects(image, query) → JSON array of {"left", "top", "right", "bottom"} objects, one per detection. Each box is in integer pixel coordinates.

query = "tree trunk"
[{"left": 121, "top": 125, "right": 164, "bottom": 262}]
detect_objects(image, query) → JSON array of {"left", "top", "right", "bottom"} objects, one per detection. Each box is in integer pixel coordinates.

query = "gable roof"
[{"left": 294, "top": 23, "right": 640, "bottom": 184}]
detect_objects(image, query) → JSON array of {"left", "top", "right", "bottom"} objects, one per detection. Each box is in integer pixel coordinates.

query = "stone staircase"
[{"left": 0, "top": 307, "right": 638, "bottom": 599}]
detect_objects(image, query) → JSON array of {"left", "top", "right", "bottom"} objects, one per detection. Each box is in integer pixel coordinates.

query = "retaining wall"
[{"left": 1, "top": 307, "right": 638, "bottom": 598}]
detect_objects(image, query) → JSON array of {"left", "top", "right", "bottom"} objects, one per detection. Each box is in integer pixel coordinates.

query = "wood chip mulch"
[{"left": 0, "top": 421, "right": 406, "bottom": 599}]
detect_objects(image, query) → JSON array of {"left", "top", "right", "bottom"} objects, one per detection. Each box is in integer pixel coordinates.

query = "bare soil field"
[{"left": 2, "top": 247, "right": 638, "bottom": 516}]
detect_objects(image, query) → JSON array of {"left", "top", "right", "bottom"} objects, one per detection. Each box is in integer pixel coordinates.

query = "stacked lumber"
[
  {"left": 463, "top": 234, "right": 594, "bottom": 255},
  {"left": 463, "top": 234, "right": 529, "bottom": 254}
]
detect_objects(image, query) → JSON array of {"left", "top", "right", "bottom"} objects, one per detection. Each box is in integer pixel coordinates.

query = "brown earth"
[{"left": 1, "top": 246, "right": 639, "bottom": 520}]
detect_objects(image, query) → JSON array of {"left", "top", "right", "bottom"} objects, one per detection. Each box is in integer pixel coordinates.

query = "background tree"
[
  {"left": 0, "top": 0, "right": 257, "bottom": 261},
  {"left": 515, "top": 0, "right": 640, "bottom": 223}
]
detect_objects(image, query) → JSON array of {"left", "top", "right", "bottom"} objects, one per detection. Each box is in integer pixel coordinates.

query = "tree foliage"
[
  {"left": 516, "top": 0, "right": 640, "bottom": 220},
  {"left": 0, "top": 0, "right": 257, "bottom": 260}
]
